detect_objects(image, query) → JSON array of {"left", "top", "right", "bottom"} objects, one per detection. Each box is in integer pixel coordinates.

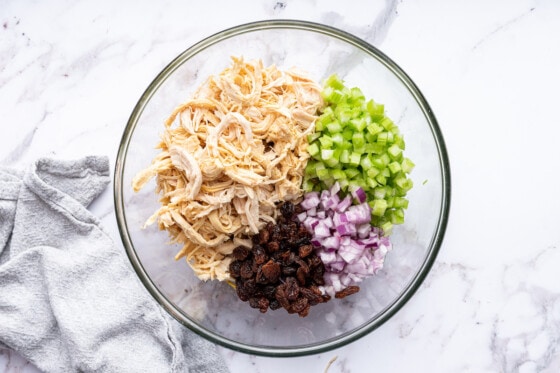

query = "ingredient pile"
[{"left": 132, "top": 57, "right": 414, "bottom": 317}]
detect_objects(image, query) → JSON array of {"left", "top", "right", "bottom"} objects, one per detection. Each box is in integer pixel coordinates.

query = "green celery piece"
[
  {"left": 349, "top": 152, "right": 361, "bottom": 167},
  {"left": 331, "top": 169, "right": 346, "bottom": 180},
  {"left": 371, "top": 199, "right": 388, "bottom": 217},
  {"left": 331, "top": 133, "right": 344, "bottom": 146},
  {"left": 367, "top": 122, "right": 383, "bottom": 136},
  {"left": 327, "top": 121, "right": 343, "bottom": 133},
  {"left": 381, "top": 221, "right": 393, "bottom": 235},
  {"left": 324, "top": 74, "right": 345, "bottom": 90},
  {"left": 340, "top": 149, "right": 350, "bottom": 164},
  {"left": 352, "top": 132, "right": 365, "bottom": 149},
  {"left": 319, "top": 135, "right": 333, "bottom": 149},
  {"left": 394, "top": 197, "right": 409, "bottom": 209},
  {"left": 344, "top": 168, "right": 360, "bottom": 179},
  {"left": 307, "top": 142, "right": 320, "bottom": 157},
  {"left": 366, "top": 167, "right": 380, "bottom": 179},
  {"left": 316, "top": 167, "right": 331, "bottom": 180},
  {"left": 388, "top": 161, "right": 402, "bottom": 174},
  {"left": 360, "top": 154, "right": 373, "bottom": 170},
  {"left": 401, "top": 157, "right": 415, "bottom": 173},
  {"left": 342, "top": 129, "right": 354, "bottom": 141},
  {"left": 379, "top": 117, "right": 394, "bottom": 130},
  {"left": 388, "top": 144, "right": 403, "bottom": 161},
  {"left": 349, "top": 118, "right": 367, "bottom": 132},
  {"left": 321, "top": 148, "right": 334, "bottom": 161}
]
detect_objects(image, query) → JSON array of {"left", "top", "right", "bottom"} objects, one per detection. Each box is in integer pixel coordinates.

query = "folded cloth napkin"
[{"left": 0, "top": 156, "right": 229, "bottom": 373}]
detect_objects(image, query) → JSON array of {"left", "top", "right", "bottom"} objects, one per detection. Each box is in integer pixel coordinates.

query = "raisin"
[
  {"left": 298, "top": 304, "right": 311, "bottom": 317},
  {"left": 253, "top": 245, "right": 268, "bottom": 265},
  {"left": 280, "top": 201, "right": 295, "bottom": 218},
  {"left": 282, "top": 266, "right": 296, "bottom": 276},
  {"left": 290, "top": 297, "right": 308, "bottom": 314},
  {"left": 257, "top": 297, "right": 270, "bottom": 313},
  {"left": 298, "top": 244, "right": 313, "bottom": 258},
  {"left": 307, "top": 254, "right": 322, "bottom": 268},
  {"left": 232, "top": 246, "right": 250, "bottom": 261},
  {"left": 259, "top": 229, "right": 270, "bottom": 244},
  {"left": 267, "top": 241, "right": 280, "bottom": 253},
  {"left": 228, "top": 261, "right": 241, "bottom": 278},
  {"left": 269, "top": 299, "right": 281, "bottom": 310},
  {"left": 261, "top": 259, "right": 281, "bottom": 283},
  {"left": 300, "top": 287, "right": 323, "bottom": 305},
  {"left": 285, "top": 277, "right": 300, "bottom": 301},
  {"left": 275, "top": 285, "right": 290, "bottom": 309},
  {"left": 255, "top": 266, "right": 268, "bottom": 284},
  {"left": 294, "top": 257, "right": 309, "bottom": 273},
  {"left": 249, "top": 297, "right": 260, "bottom": 309},
  {"left": 243, "top": 279, "right": 256, "bottom": 294},
  {"left": 240, "top": 261, "right": 253, "bottom": 279},
  {"left": 312, "top": 271, "right": 325, "bottom": 285},
  {"left": 296, "top": 267, "right": 307, "bottom": 286},
  {"left": 335, "top": 286, "right": 360, "bottom": 299},
  {"left": 236, "top": 283, "right": 250, "bottom": 302},
  {"left": 263, "top": 285, "right": 277, "bottom": 299}
]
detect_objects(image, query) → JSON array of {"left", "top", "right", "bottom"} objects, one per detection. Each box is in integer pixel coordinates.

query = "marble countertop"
[{"left": 2, "top": 0, "right": 560, "bottom": 372}]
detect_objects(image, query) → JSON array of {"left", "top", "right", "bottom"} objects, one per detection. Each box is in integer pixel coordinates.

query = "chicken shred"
[{"left": 132, "top": 57, "right": 322, "bottom": 281}]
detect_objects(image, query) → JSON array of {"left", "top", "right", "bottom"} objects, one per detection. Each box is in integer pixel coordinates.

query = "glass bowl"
[{"left": 114, "top": 20, "right": 451, "bottom": 357}]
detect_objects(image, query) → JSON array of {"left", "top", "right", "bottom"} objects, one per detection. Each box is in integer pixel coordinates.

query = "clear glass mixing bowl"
[{"left": 114, "top": 20, "right": 451, "bottom": 357}]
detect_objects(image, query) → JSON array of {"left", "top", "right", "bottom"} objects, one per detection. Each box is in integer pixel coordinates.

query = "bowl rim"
[{"left": 113, "top": 19, "right": 451, "bottom": 357}]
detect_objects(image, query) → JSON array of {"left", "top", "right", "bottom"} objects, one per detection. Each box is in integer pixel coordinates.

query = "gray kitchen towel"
[{"left": 0, "top": 156, "right": 229, "bottom": 373}]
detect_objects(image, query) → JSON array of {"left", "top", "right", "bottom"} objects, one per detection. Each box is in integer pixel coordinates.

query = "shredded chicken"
[{"left": 132, "top": 57, "right": 322, "bottom": 281}]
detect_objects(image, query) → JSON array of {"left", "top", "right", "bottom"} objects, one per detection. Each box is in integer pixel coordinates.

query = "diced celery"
[
  {"left": 393, "top": 197, "right": 409, "bottom": 209},
  {"left": 350, "top": 118, "right": 367, "bottom": 132},
  {"left": 388, "top": 161, "right": 402, "bottom": 174},
  {"left": 344, "top": 168, "right": 360, "bottom": 179},
  {"left": 379, "top": 117, "right": 394, "bottom": 130},
  {"left": 307, "top": 142, "right": 320, "bottom": 157},
  {"left": 331, "top": 133, "right": 344, "bottom": 145},
  {"left": 401, "top": 157, "right": 415, "bottom": 173},
  {"left": 331, "top": 169, "right": 346, "bottom": 180},
  {"left": 321, "top": 148, "right": 334, "bottom": 161},
  {"left": 367, "top": 122, "right": 383, "bottom": 136},
  {"left": 366, "top": 167, "right": 380, "bottom": 179},
  {"left": 352, "top": 132, "right": 365, "bottom": 149},
  {"left": 375, "top": 174, "right": 387, "bottom": 185},
  {"left": 349, "top": 152, "right": 361, "bottom": 167},
  {"left": 326, "top": 121, "right": 343, "bottom": 133},
  {"left": 319, "top": 135, "right": 333, "bottom": 149},
  {"left": 371, "top": 199, "right": 388, "bottom": 217},
  {"left": 342, "top": 129, "right": 354, "bottom": 141},
  {"left": 316, "top": 167, "right": 331, "bottom": 180},
  {"left": 340, "top": 149, "right": 350, "bottom": 164},
  {"left": 324, "top": 74, "right": 345, "bottom": 90},
  {"left": 360, "top": 154, "right": 373, "bottom": 170},
  {"left": 388, "top": 143, "right": 403, "bottom": 160},
  {"left": 380, "top": 221, "right": 393, "bottom": 235}
]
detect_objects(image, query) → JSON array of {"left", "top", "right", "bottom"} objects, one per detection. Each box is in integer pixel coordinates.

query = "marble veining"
[{"left": 2, "top": 0, "right": 560, "bottom": 372}]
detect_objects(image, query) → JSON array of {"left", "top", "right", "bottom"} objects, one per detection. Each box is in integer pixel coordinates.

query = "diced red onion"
[
  {"left": 351, "top": 187, "right": 367, "bottom": 203},
  {"left": 335, "top": 195, "right": 352, "bottom": 213},
  {"left": 298, "top": 186, "right": 393, "bottom": 295}
]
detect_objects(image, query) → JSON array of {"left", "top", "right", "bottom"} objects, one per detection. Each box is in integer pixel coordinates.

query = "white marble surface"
[{"left": 1, "top": 0, "right": 560, "bottom": 372}]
